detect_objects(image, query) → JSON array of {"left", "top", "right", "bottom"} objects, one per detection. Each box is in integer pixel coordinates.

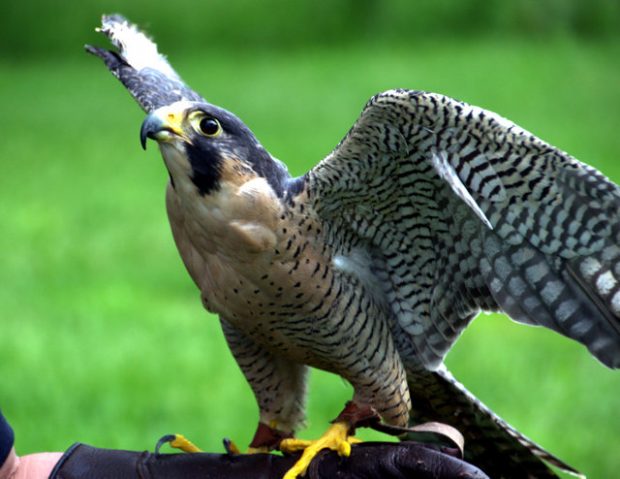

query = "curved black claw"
[{"left": 154, "top": 434, "right": 177, "bottom": 454}]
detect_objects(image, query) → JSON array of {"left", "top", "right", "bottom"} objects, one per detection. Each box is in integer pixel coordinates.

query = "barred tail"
[{"left": 407, "top": 367, "right": 584, "bottom": 479}]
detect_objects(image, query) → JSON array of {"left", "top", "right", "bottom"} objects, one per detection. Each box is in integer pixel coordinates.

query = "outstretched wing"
[
  {"left": 86, "top": 14, "right": 203, "bottom": 112},
  {"left": 307, "top": 89, "right": 620, "bottom": 370}
]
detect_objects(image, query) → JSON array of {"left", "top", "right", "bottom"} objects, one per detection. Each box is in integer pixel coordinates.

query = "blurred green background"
[{"left": 1, "top": 1, "right": 619, "bottom": 477}]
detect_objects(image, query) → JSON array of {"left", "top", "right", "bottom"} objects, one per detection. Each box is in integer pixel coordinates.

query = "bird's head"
[{"left": 140, "top": 101, "right": 290, "bottom": 196}]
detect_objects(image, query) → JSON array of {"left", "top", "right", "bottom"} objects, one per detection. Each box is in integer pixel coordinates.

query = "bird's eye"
[
  {"left": 199, "top": 118, "right": 221, "bottom": 137},
  {"left": 189, "top": 112, "right": 223, "bottom": 138}
]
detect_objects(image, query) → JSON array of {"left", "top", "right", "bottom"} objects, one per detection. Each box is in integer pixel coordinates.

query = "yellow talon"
[
  {"left": 280, "top": 422, "right": 355, "bottom": 479},
  {"left": 169, "top": 434, "right": 202, "bottom": 453},
  {"left": 279, "top": 438, "right": 314, "bottom": 453}
]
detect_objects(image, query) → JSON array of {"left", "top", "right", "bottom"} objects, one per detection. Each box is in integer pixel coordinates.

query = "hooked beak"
[{"left": 139, "top": 105, "right": 188, "bottom": 150}]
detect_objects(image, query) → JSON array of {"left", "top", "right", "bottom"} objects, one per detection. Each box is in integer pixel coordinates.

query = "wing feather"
[
  {"left": 431, "top": 151, "right": 494, "bottom": 229},
  {"left": 86, "top": 14, "right": 204, "bottom": 112},
  {"left": 307, "top": 89, "right": 620, "bottom": 369}
]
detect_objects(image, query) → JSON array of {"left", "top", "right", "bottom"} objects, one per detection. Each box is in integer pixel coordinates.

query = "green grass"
[{"left": 1, "top": 37, "right": 619, "bottom": 478}]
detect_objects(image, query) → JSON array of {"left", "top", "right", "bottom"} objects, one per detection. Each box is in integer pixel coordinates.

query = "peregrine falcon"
[{"left": 87, "top": 15, "right": 619, "bottom": 479}]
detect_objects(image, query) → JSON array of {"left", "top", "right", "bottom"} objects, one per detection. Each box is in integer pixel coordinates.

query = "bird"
[{"left": 87, "top": 14, "right": 619, "bottom": 479}]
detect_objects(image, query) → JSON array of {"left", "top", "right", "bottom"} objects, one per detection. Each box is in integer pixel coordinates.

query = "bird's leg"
[
  {"left": 219, "top": 319, "right": 308, "bottom": 454},
  {"left": 221, "top": 422, "right": 293, "bottom": 455},
  {"left": 280, "top": 401, "right": 379, "bottom": 479},
  {"left": 246, "top": 421, "right": 294, "bottom": 453}
]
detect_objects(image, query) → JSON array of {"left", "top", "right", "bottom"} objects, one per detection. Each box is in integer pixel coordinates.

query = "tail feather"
[{"left": 407, "top": 366, "right": 584, "bottom": 479}]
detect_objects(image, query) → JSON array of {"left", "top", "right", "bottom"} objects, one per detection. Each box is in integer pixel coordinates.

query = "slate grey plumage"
[{"left": 88, "top": 14, "right": 619, "bottom": 478}]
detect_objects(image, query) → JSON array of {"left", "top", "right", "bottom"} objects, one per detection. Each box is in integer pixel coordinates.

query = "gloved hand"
[{"left": 50, "top": 441, "right": 489, "bottom": 479}]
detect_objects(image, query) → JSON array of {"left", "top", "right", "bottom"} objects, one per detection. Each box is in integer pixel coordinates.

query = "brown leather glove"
[{"left": 50, "top": 441, "right": 489, "bottom": 479}]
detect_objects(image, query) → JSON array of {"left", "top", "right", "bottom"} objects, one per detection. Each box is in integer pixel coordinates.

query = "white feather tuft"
[{"left": 98, "top": 16, "right": 179, "bottom": 80}]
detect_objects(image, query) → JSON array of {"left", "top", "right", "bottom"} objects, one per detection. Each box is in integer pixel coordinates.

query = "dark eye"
[{"left": 198, "top": 117, "right": 222, "bottom": 137}]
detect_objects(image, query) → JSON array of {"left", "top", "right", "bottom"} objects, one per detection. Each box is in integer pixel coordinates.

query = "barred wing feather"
[
  {"left": 308, "top": 89, "right": 620, "bottom": 370},
  {"left": 85, "top": 14, "right": 204, "bottom": 113}
]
